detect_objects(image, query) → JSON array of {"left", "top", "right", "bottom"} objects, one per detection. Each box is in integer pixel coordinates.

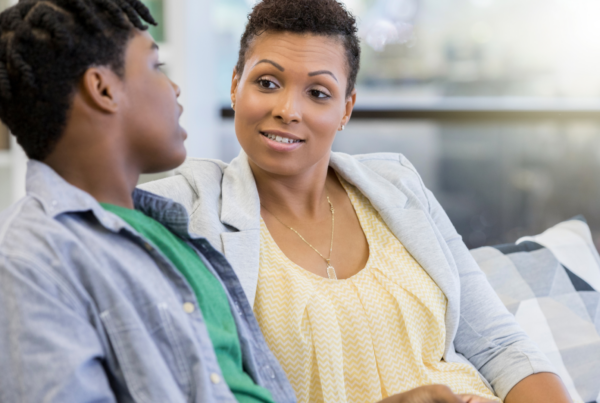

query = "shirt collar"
[
  {"left": 25, "top": 160, "right": 193, "bottom": 238},
  {"left": 132, "top": 188, "right": 192, "bottom": 238}
]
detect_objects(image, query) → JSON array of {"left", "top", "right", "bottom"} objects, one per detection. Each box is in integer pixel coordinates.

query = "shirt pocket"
[{"left": 101, "top": 301, "right": 192, "bottom": 403}]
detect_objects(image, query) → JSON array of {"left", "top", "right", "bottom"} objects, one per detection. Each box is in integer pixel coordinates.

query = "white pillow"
[{"left": 471, "top": 216, "right": 600, "bottom": 403}]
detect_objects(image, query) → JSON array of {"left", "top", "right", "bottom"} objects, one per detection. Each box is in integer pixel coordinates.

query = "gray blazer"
[{"left": 141, "top": 151, "right": 556, "bottom": 400}]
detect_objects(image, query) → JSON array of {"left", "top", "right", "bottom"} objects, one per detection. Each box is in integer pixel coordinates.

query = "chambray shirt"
[{"left": 0, "top": 161, "right": 296, "bottom": 403}]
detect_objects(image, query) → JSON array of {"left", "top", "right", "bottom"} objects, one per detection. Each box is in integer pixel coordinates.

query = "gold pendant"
[{"left": 326, "top": 265, "right": 337, "bottom": 280}]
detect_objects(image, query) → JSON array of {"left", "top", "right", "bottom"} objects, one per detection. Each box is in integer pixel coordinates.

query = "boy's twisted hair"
[{"left": 0, "top": 0, "right": 157, "bottom": 160}]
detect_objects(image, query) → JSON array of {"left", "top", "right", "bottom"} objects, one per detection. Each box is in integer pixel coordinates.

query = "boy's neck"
[
  {"left": 45, "top": 148, "right": 139, "bottom": 209},
  {"left": 43, "top": 123, "right": 140, "bottom": 210}
]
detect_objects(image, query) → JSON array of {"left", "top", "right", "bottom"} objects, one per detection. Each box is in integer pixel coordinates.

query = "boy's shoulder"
[
  {"left": 0, "top": 195, "right": 47, "bottom": 253},
  {"left": 0, "top": 193, "right": 104, "bottom": 271},
  {"left": 0, "top": 195, "right": 85, "bottom": 305}
]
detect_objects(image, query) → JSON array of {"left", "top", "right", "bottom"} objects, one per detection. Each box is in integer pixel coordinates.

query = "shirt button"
[
  {"left": 264, "top": 365, "right": 275, "bottom": 379},
  {"left": 183, "top": 302, "right": 195, "bottom": 313},
  {"left": 210, "top": 373, "right": 221, "bottom": 384}
]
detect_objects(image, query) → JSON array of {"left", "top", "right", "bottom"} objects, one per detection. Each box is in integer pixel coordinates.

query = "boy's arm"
[{"left": 0, "top": 254, "right": 116, "bottom": 403}]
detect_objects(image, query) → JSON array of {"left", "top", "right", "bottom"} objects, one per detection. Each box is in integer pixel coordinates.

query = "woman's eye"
[
  {"left": 310, "top": 89, "right": 330, "bottom": 99},
  {"left": 258, "top": 79, "right": 277, "bottom": 89}
]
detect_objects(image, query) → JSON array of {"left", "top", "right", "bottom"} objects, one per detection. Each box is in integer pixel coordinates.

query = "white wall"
[{"left": 164, "top": 0, "right": 219, "bottom": 159}]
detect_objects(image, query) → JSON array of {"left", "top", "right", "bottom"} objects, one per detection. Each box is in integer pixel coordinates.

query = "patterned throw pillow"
[{"left": 470, "top": 216, "right": 600, "bottom": 403}]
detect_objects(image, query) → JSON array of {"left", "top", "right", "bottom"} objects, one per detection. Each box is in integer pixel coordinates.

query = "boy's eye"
[{"left": 258, "top": 79, "right": 277, "bottom": 89}]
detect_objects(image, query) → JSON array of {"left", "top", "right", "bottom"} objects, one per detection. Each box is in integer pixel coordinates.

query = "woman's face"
[{"left": 231, "top": 32, "right": 355, "bottom": 177}]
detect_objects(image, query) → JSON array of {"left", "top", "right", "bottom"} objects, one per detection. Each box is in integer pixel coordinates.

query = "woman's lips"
[{"left": 260, "top": 131, "right": 304, "bottom": 152}]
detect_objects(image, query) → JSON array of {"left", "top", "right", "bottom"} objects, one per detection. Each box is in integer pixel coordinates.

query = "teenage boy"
[{"left": 0, "top": 1, "right": 294, "bottom": 402}]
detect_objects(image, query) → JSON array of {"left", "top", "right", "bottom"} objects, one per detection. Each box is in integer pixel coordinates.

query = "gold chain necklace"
[{"left": 261, "top": 196, "right": 337, "bottom": 280}]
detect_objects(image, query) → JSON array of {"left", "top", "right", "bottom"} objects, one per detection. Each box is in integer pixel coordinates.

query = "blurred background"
[{"left": 1, "top": 0, "right": 599, "bottom": 250}]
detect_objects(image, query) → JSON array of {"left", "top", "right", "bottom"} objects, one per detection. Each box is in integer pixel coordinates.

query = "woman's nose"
[{"left": 273, "top": 89, "right": 301, "bottom": 124}]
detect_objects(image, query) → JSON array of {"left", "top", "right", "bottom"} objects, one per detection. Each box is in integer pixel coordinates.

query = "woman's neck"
[{"left": 250, "top": 158, "right": 335, "bottom": 221}]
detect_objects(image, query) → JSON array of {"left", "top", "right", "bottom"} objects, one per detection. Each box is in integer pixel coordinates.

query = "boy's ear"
[{"left": 80, "top": 66, "right": 122, "bottom": 114}]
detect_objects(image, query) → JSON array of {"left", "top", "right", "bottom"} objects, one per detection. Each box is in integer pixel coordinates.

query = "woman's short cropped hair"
[{"left": 237, "top": 0, "right": 361, "bottom": 98}]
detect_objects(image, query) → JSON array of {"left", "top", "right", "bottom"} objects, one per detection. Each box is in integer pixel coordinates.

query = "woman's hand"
[
  {"left": 378, "top": 386, "right": 497, "bottom": 403},
  {"left": 379, "top": 385, "right": 466, "bottom": 403}
]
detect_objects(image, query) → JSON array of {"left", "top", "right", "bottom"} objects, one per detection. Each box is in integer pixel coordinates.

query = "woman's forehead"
[{"left": 246, "top": 31, "right": 346, "bottom": 72}]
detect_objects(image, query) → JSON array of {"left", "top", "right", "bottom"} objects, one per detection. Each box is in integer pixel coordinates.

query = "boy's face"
[{"left": 120, "top": 30, "right": 187, "bottom": 173}]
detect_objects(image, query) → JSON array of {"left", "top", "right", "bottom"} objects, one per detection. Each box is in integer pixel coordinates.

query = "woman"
[{"left": 143, "top": 1, "right": 572, "bottom": 402}]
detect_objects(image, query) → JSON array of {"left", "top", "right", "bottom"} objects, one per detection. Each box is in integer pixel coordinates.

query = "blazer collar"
[
  {"left": 329, "top": 152, "right": 409, "bottom": 211},
  {"left": 220, "top": 151, "right": 411, "bottom": 231}
]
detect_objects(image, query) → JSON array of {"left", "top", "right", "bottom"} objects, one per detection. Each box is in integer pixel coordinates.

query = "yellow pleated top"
[{"left": 254, "top": 178, "right": 501, "bottom": 403}]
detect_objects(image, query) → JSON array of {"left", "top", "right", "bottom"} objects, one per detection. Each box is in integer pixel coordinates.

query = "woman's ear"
[
  {"left": 80, "top": 66, "right": 122, "bottom": 114},
  {"left": 341, "top": 88, "right": 357, "bottom": 128},
  {"left": 230, "top": 67, "right": 239, "bottom": 106}
]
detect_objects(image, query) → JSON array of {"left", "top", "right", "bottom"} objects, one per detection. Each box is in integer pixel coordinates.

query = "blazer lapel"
[
  {"left": 330, "top": 153, "right": 460, "bottom": 325},
  {"left": 220, "top": 231, "right": 261, "bottom": 306},
  {"left": 220, "top": 151, "right": 263, "bottom": 306}
]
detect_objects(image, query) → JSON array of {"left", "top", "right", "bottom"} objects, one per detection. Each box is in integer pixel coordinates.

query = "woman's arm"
[{"left": 504, "top": 373, "right": 572, "bottom": 403}]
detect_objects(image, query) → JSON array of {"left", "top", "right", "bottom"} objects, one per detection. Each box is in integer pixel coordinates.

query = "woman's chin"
[{"left": 246, "top": 152, "right": 305, "bottom": 177}]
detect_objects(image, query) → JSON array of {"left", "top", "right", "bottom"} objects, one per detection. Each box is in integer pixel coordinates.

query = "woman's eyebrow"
[
  {"left": 253, "top": 59, "right": 285, "bottom": 71},
  {"left": 308, "top": 70, "right": 338, "bottom": 82}
]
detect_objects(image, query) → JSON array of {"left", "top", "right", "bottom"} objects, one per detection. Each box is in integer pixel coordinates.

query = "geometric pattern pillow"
[{"left": 470, "top": 216, "right": 600, "bottom": 403}]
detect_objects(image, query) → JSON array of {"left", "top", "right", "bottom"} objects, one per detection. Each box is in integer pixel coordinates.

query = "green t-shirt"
[{"left": 101, "top": 204, "right": 274, "bottom": 403}]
